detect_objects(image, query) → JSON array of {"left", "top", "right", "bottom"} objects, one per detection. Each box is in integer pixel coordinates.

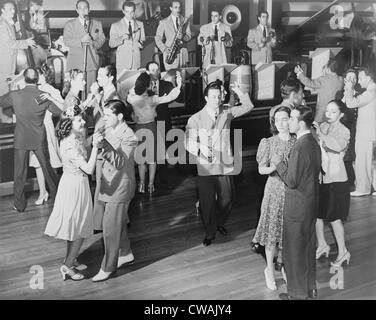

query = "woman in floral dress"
[{"left": 252, "top": 106, "right": 296, "bottom": 290}]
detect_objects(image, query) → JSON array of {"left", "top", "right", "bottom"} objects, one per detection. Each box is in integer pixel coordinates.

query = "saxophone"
[{"left": 166, "top": 17, "right": 188, "bottom": 65}]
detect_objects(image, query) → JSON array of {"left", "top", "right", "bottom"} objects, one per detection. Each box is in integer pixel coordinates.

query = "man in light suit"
[
  {"left": 295, "top": 58, "right": 343, "bottom": 123},
  {"left": 63, "top": 0, "right": 105, "bottom": 96},
  {"left": 271, "top": 106, "right": 321, "bottom": 300},
  {"left": 185, "top": 81, "right": 254, "bottom": 246},
  {"left": 0, "top": 0, "right": 35, "bottom": 119},
  {"left": 0, "top": 68, "right": 62, "bottom": 212},
  {"left": 198, "top": 9, "right": 233, "bottom": 70},
  {"left": 155, "top": 0, "right": 192, "bottom": 70},
  {"left": 247, "top": 11, "right": 276, "bottom": 65},
  {"left": 109, "top": 1, "right": 145, "bottom": 79},
  {"left": 92, "top": 100, "right": 138, "bottom": 282}
]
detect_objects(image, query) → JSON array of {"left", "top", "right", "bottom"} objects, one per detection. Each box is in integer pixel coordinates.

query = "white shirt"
[
  {"left": 123, "top": 17, "right": 135, "bottom": 32},
  {"left": 296, "top": 129, "right": 311, "bottom": 140},
  {"left": 205, "top": 106, "right": 219, "bottom": 123},
  {"left": 171, "top": 15, "right": 179, "bottom": 30}
]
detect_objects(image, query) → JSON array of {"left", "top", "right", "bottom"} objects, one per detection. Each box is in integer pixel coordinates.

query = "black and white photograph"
[{"left": 0, "top": 0, "right": 375, "bottom": 303}]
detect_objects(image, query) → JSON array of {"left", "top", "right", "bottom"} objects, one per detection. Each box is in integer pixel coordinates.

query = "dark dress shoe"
[
  {"left": 274, "top": 261, "right": 284, "bottom": 272},
  {"left": 203, "top": 237, "right": 215, "bottom": 246},
  {"left": 217, "top": 226, "right": 228, "bottom": 235},
  {"left": 13, "top": 206, "right": 24, "bottom": 213},
  {"left": 308, "top": 289, "right": 318, "bottom": 299},
  {"left": 279, "top": 293, "right": 307, "bottom": 300}
]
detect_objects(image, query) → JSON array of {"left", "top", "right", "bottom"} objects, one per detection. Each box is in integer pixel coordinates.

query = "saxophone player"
[
  {"left": 198, "top": 9, "right": 233, "bottom": 70},
  {"left": 155, "top": 1, "right": 192, "bottom": 70}
]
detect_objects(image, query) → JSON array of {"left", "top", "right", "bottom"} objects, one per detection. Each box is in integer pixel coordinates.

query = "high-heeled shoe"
[
  {"left": 264, "top": 268, "right": 277, "bottom": 291},
  {"left": 138, "top": 182, "right": 145, "bottom": 194},
  {"left": 331, "top": 251, "right": 351, "bottom": 268},
  {"left": 148, "top": 183, "right": 155, "bottom": 194},
  {"left": 60, "top": 265, "right": 84, "bottom": 281},
  {"left": 35, "top": 193, "right": 49, "bottom": 205},
  {"left": 63, "top": 259, "right": 87, "bottom": 271},
  {"left": 316, "top": 244, "right": 330, "bottom": 259}
]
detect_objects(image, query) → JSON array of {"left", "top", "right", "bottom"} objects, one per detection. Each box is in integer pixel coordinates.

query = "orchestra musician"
[
  {"left": 63, "top": 0, "right": 105, "bottom": 96},
  {"left": 0, "top": 0, "right": 35, "bottom": 103},
  {"left": 109, "top": 1, "right": 145, "bottom": 78},
  {"left": 26, "top": 0, "right": 47, "bottom": 32},
  {"left": 247, "top": 11, "right": 276, "bottom": 65},
  {"left": 155, "top": 0, "right": 192, "bottom": 70},
  {"left": 198, "top": 8, "right": 233, "bottom": 70}
]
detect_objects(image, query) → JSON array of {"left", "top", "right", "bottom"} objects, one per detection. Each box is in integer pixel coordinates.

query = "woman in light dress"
[
  {"left": 44, "top": 105, "right": 103, "bottom": 281},
  {"left": 29, "top": 68, "right": 64, "bottom": 205},
  {"left": 252, "top": 106, "right": 296, "bottom": 290},
  {"left": 127, "top": 71, "right": 182, "bottom": 194}
]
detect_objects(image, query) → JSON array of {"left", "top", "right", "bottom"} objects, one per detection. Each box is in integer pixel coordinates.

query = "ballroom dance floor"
[{"left": 0, "top": 157, "right": 375, "bottom": 300}]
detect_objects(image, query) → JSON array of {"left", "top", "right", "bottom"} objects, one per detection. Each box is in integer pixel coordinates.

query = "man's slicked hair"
[{"left": 23, "top": 67, "right": 39, "bottom": 84}]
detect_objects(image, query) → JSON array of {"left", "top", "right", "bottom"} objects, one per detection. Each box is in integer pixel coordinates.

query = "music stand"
[
  {"left": 161, "top": 67, "right": 200, "bottom": 108},
  {"left": 117, "top": 68, "right": 146, "bottom": 102},
  {"left": 203, "top": 63, "right": 237, "bottom": 86},
  {"left": 254, "top": 62, "right": 286, "bottom": 101}
]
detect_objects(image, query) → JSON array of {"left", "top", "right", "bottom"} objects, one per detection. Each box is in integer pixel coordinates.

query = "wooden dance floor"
[{"left": 0, "top": 157, "right": 375, "bottom": 300}]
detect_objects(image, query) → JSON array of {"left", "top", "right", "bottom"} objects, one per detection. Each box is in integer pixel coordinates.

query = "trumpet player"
[
  {"left": 155, "top": 1, "right": 192, "bottom": 70},
  {"left": 198, "top": 9, "right": 233, "bottom": 70},
  {"left": 109, "top": 1, "right": 145, "bottom": 77},
  {"left": 247, "top": 11, "right": 276, "bottom": 65}
]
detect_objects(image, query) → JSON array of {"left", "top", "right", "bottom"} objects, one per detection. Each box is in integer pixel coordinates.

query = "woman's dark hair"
[
  {"left": 327, "top": 99, "right": 348, "bottom": 126},
  {"left": 204, "top": 79, "right": 223, "bottom": 97},
  {"left": 134, "top": 72, "right": 154, "bottom": 96},
  {"left": 62, "top": 69, "right": 83, "bottom": 98},
  {"left": 104, "top": 99, "right": 127, "bottom": 121},
  {"left": 270, "top": 106, "right": 291, "bottom": 135},
  {"left": 102, "top": 64, "right": 117, "bottom": 84},
  {"left": 56, "top": 105, "right": 82, "bottom": 141}
]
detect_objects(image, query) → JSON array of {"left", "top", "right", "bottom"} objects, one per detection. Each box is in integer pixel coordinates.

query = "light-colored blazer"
[
  {"left": 109, "top": 18, "right": 145, "bottom": 73},
  {"left": 319, "top": 121, "right": 350, "bottom": 184},
  {"left": 185, "top": 93, "right": 253, "bottom": 176},
  {"left": 198, "top": 22, "right": 232, "bottom": 70},
  {"left": 0, "top": 16, "right": 29, "bottom": 95},
  {"left": 98, "top": 122, "right": 138, "bottom": 203},
  {"left": 247, "top": 25, "right": 276, "bottom": 65},
  {"left": 343, "top": 82, "right": 376, "bottom": 142},
  {"left": 63, "top": 18, "right": 105, "bottom": 71},
  {"left": 297, "top": 72, "right": 343, "bottom": 122},
  {"left": 155, "top": 14, "right": 192, "bottom": 69}
]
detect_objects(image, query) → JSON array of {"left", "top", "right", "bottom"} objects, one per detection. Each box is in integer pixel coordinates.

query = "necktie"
[
  {"left": 263, "top": 27, "right": 266, "bottom": 38},
  {"left": 175, "top": 17, "right": 179, "bottom": 30},
  {"left": 84, "top": 19, "right": 88, "bottom": 32},
  {"left": 214, "top": 25, "right": 218, "bottom": 41},
  {"left": 128, "top": 21, "right": 133, "bottom": 39}
]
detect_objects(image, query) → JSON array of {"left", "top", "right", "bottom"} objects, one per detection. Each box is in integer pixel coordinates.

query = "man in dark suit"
[
  {"left": 146, "top": 61, "right": 183, "bottom": 186},
  {"left": 0, "top": 68, "right": 62, "bottom": 212},
  {"left": 271, "top": 106, "right": 321, "bottom": 300}
]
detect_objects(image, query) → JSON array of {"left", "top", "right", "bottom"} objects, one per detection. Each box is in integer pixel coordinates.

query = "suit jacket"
[
  {"left": 109, "top": 18, "right": 145, "bottom": 73},
  {"left": 276, "top": 133, "right": 321, "bottom": 223},
  {"left": 0, "top": 85, "right": 62, "bottom": 149},
  {"left": 155, "top": 14, "right": 192, "bottom": 68},
  {"left": 297, "top": 72, "right": 343, "bottom": 122},
  {"left": 63, "top": 18, "right": 105, "bottom": 71},
  {"left": 185, "top": 92, "right": 253, "bottom": 176},
  {"left": 156, "top": 79, "right": 184, "bottom": 131},
  {"left": 0, "top": 16, "right": 29, "bottom": 95},
  {"left": 198, "top": 22, "right": 232, "bottom": 70},
  {"left": 247, "top": 25, "right": 276, "bottom": 64},
  {"left": 98, "top": 122, "right": 138, "bottom": 203},
  {"left": 343, "top": 82, "right": 376, "bottom": 142}
]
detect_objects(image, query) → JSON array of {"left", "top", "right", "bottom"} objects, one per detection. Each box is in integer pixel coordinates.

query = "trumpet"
[{"left": 220, "top": 32, "right": 233, "bottom": 48}]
